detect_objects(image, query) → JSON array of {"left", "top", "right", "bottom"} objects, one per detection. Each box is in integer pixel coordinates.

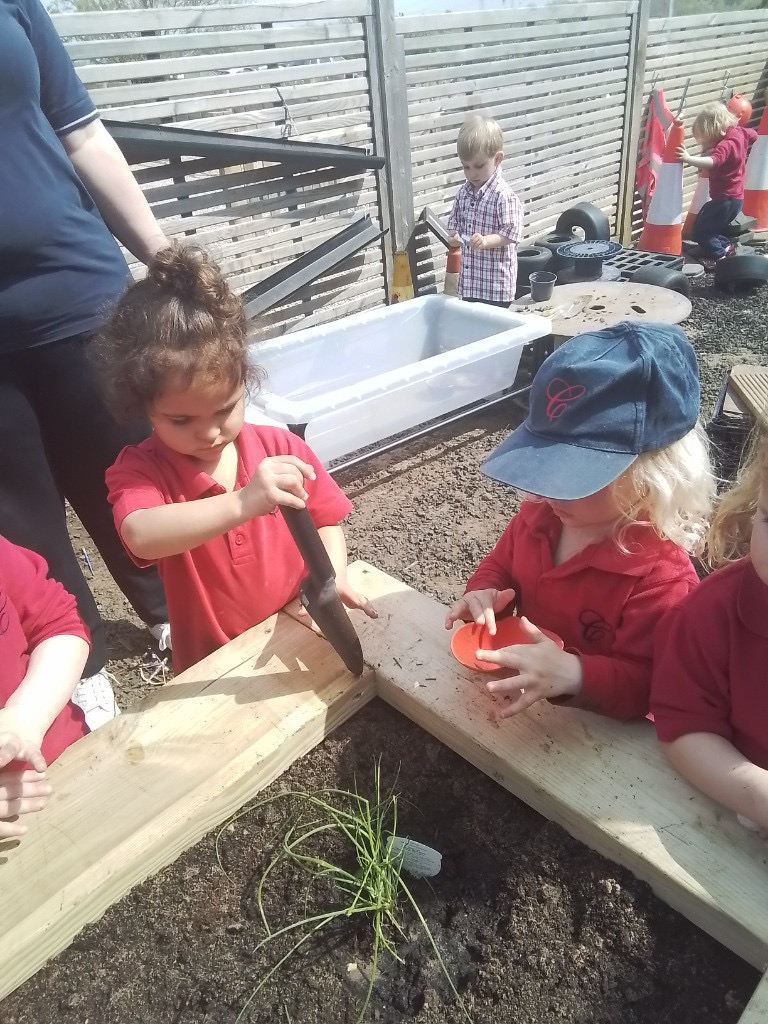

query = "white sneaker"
[
  {"left": 148, "top": 622, "right": 172, "bottom": 651},
  {"left": 71, "top": 668, "right": 121, "bottom": 731}
]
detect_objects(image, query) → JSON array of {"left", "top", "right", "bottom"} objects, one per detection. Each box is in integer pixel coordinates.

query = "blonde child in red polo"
[
  {"left": 0, "top": 535, "right": 89, "bottom": 839},
  {"left": 99, "top": 244, "right": 375, "bottom": 674},
  {"left": 445, "top": 323, "right": 714, "bottom": 721},
  {"left": 651, "top": 428, "right": 768, "bottom": 835}
]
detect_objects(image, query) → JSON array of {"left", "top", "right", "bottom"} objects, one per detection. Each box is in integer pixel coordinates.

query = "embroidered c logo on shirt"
[
  {"left": 579, "top": 608, "right": 612, "bottom": 643},
  {"left": 545, "top": 378, "right": 586, "bottom": 421}
]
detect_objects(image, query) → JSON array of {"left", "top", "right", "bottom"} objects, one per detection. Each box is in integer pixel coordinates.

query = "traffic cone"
[
  {"left": 682, "top": 169, "right": 710, "bottom": 239},
  {"left": 444, "top": 246, "right": 461, "bottom": 296},
  {"left": 743, "top": 106, "right": 768, "bottom": 230},
  {"left": 638, "top": 120, "right": 685, "bottom": 255}
]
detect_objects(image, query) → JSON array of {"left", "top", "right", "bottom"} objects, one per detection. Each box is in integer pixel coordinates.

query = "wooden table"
[{"left": 513, "top": 280, "right": 692, "bottom": 340}]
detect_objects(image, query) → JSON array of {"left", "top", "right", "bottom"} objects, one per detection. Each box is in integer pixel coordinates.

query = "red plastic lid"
[{"left": 450, "top": 616, "right": 564, "bottom": 673}]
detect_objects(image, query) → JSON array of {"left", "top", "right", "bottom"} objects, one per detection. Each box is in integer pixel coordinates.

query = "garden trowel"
[{"left": 281, "top": 506, "right": 365, "bottom": 676}]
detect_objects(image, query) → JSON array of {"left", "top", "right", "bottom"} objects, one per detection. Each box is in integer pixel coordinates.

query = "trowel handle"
[{"left": 280, "top": 506, "right": 336, "bottom": 584}]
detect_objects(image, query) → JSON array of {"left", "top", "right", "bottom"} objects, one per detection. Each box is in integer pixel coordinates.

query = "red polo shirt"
[
  {"left": 106, "top": 425, "right": 353, "bottom": 674},
  {"left": 0, "top": 536, "right": 88, "bottom": 764},
  {"left": 651, "top": 558, "right": 768, "bottom": 770},
  {"left": 465, "top": 501, "right": 699, "bottom": 720},
  {"left": 708, "top": 125, "right": 758, "bottom": 200}
]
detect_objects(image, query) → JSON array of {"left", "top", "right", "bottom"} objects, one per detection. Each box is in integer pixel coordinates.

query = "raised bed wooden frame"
[{"left": 2, "top": 562, "right": 766, "bottom": 1019}]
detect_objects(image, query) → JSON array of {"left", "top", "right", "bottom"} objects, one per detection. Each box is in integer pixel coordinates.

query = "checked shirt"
[{"left": 448, "top": 169, "right": 523, "bottom": 303}]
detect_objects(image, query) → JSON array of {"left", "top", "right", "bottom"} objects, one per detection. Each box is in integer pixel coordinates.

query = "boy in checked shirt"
[{"left": 447, "top": 114, "right": 523, "bottom": 306}]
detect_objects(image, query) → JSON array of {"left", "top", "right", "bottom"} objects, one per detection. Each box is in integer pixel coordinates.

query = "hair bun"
[{"left": 149, "top": 243, "right": 227, "bottom": 306}]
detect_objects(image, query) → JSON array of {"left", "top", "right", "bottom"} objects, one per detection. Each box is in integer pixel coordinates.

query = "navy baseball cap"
[{"left": 482, "top": 321, "right": 700, "bottom": 500}]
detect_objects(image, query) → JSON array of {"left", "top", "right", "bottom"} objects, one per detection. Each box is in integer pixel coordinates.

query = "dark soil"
[{"left": 4, "top": 277, "right": 766, "bottom": 1023}]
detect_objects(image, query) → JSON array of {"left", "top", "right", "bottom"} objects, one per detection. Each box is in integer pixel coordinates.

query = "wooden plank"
[
  {"left": 405, "top": 48, "right": 629, "bottom": 88},
  {"left": 88, "top": 59, "right": 369, "bottom": 108},
  {"left": 366, "top": 0, "right": 413, "bottom": 255},
  {"left": 104, "top": 76, "right": 367, "bottom": 124},
  {"left": 346, "top": 562, "right": 768, "bottom": 970},
  {"left": 739, "top": 972, "right": 768, "bottom": 1024},
  {"left": 395, "top": 2, "right": 637, "bottom": 33},
  {"left": 401, "top": 17, "right": 629, "bottom": 52},
  {"left": 54, "top": 1, "right": 372, "bottom": 35},
  {"left": 650, "top": 10, "right": 768, "bottom": 30},
  {"left": 77, "top": 40, "right": 363, "bottom": 86},
  {"left": 729, "top": 365, "right": 768, "bottom": 422},
  {"left": 66, "top": 22, "right": 364, "bottom": 59},
  {"left": 616, "top": 0, "right": 649, "bottom": 244},
  {"left": 0, "top": 612, "right": 376, "bottom": 1002}
]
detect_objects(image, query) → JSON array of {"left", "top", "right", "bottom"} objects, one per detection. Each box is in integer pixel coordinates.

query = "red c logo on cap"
[{"left": 545, "top": 378, "right": 586, "bottom": 421}]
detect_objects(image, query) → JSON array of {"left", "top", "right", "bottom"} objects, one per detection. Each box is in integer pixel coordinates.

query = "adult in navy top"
[{"left": 0, "top": 0, "right": 168, "bottom": 705}]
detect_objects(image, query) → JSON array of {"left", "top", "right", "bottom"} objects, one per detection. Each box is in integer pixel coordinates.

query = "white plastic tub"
[{"left": 245, "top": 295, "right": 551, "bottom": 465}]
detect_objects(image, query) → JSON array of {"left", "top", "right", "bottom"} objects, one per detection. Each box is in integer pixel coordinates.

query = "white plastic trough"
[{"left": 245, "top": 295, "right": 551, "bottom": 465}]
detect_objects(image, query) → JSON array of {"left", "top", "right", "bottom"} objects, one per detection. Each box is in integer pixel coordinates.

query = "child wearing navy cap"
[
  {"left": 652, "top": 427, "right": 768, "bottom": 835},
  {"left": 445, "top": 322, "right": 715, "bottom": 721}
]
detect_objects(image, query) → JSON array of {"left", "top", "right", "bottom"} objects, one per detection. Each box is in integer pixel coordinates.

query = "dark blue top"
[{"left": 0, "top": 0, "right": 130, "bottom": 352}]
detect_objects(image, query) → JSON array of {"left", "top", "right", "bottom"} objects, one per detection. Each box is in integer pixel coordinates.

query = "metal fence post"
[
  {"left": 616, "top": 0, "right": 650, "bottom": 245},
  {"left": 365, "top": 0, "right": 415, "bottom": 284}
]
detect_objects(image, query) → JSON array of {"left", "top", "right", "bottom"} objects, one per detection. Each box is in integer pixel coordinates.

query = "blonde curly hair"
[
  {"left": 707, "top": 423, "right": 768, "bottom": 567},
  {"left": 693, "top": 101, "right": 739, "bottom": 147}
]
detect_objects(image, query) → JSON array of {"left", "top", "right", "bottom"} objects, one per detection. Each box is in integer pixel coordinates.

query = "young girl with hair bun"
[
  {"left": 96, "top": 243, "right": 375, "bottom": 675},
  {"left": 652, "top": 426, "right": 768, "bottom": 835}
]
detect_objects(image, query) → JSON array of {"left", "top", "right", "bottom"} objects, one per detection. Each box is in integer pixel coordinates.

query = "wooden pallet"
[
  {"left": 729, "top": 364, "right": 768, "bottom": 422},
  {"left": 2, "top": 561, "right": 766, "bottom": 1019}
]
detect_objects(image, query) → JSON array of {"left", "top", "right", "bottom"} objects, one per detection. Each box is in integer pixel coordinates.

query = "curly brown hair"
[{"left": 92, "top": 242, "right": 261, "bottom": 420}]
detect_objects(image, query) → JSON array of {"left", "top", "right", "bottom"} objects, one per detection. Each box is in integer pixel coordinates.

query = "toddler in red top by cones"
[
  {"left": 0, "top": 536, "right": 89, "bottom": 839},
  {"left": 95, "top": 243, "right": 376, "bottom": 675},
  {"left": 651, "top": 427, "right": 768, "bottom": 837},
  {"left": 678, "top": 100, "right": 757, "bottom": 264},
  {"left": 445, "top": 322, "right": 715, "bottom": 721}
]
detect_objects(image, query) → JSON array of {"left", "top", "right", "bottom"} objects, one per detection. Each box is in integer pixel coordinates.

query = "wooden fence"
[
  {"left": 53, "top": 0, "right": 768, "bottom": 330},
  {"left": 632, "top": 10, "right": 768, "bottom": 234}
]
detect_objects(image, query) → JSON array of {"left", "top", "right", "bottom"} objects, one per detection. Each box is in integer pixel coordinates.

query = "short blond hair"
[
  {"left": 693, "top": 101, "right": 738, "bottom": 145},
  {"left": 522, "top": 424, "right": 715, "bottom": 556},
  {"left": 707, "top": 423, "right": 768, "bottom": 567},
  {"left": 457, "top": 114, "right": 503, "bottom": 161}
]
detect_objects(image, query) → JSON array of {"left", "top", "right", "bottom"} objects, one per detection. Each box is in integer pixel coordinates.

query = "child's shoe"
[
  {"left": 716, "top": 243, "right": 736, "bottom": 261},
  {"left": 148, "top": 621, "right": 172, "bottom": 651},
  {"left": 71, "top": 668, "right": 121, "bottom": 730}
]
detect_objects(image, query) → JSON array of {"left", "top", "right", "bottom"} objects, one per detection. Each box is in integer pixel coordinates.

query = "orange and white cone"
[
  {"left": 743, "top": 105, "right": 768, "bottom": 230},
  {"left": 638, "top": 120, "right": 685, "bottom": 255},
  {"left": 682, "top": 169, "right": 710, "bottom": 239}
]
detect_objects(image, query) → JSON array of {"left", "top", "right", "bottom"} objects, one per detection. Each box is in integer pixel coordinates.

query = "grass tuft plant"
[{"left": 217, "top": 761, "right": 473, "bottom": 1024}]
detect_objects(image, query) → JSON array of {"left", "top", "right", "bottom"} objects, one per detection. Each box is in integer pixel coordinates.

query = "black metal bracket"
[
  {"left": 104, "top": 119, "right": 385, "bottom": 174},
  {"left": 242, "top": 215, "right": 385, "bottom": 318},
  {"left": 418, "top": 206, "right": 452, "bottom": 249}
]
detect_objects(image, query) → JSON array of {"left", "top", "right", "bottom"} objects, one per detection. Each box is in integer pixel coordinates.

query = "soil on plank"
[{"left": 3, "top": 278, "right": 767, "bottom": 1023}]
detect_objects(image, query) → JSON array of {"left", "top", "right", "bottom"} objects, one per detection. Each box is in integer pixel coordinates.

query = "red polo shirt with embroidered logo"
[
  {"left": 106, "top": 425, "right": 353, "bottom": 674},
  {"left": 651, "top": 558, "right": 768, "bottom": 770},
  {"left": 465, "top": 500, "right": 699, "bottom": 720},
  {"left": 0, "top": 536, "right": 88, "bottom": 763}
]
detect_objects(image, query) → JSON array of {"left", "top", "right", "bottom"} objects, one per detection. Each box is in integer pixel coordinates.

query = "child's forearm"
[
  {"left": 480, "top": 233, "right": 515, "bottom": 248},
  {"left": 318, "top": 524, "right": 349, "bottom": 581},
  {"left": 663, "top": 733, "right": 768, "bottom": 828},
  {"left": 683, "top": 154, "right": 714, "bottom": 170},
  {"left": 121, "top": 491, "right": 255, "bottom": 560},
  {"left": 5, "top": 635, "right": 90, "bottom": 745}
]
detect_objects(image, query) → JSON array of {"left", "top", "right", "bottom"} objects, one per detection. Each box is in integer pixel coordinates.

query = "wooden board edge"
[
  {"left": 0, "top": 642, "right": 375, "bottom": 1003},
  {"left": 738, "top": 969, "right": 768, "bottom": 1024}
]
